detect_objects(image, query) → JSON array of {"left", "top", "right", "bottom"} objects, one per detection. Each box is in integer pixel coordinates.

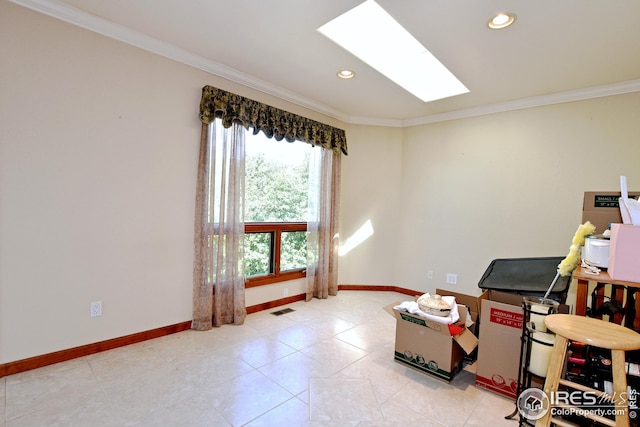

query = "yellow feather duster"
[
  {"left": 558, "top": 221, "right": 595, "bottom": 276},
  {"left": 544, "top": 221, "right": 596, "bottom": 298}
]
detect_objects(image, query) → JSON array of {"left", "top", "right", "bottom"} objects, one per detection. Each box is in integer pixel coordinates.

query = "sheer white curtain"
[
  {"left": 192, "top": 119, "right": 246, "bottom": 330},
  {"left": 306, "top": 147, "right": 341, "bottom": 300}
]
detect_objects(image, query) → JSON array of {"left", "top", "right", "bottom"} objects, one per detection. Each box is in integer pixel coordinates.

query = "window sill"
[{"left": 245, "top": 270, "right": 306, "bottom": 288}]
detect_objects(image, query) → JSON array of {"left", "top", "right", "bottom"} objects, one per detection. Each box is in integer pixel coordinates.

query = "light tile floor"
[{"left": 0, "top": 291, "right": 518, "bottom": 426}]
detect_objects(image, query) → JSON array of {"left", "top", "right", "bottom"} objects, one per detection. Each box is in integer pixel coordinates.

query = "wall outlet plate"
[{"left": 90, "top": 301, "right": 102, "bottom": 317}]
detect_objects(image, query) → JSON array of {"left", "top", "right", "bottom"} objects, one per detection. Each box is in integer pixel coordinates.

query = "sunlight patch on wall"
[{"left": 339, "top": 219, "right": 374, "bottom": 256}]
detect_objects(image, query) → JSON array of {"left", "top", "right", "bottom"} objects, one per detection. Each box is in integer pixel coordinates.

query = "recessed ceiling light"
[
  {"left": 318, "top": 0, "right": 469, "bottom": 103},
  {"left": 337, "top": 70, "right": 355, "bottom": 79},
  {"left": 488, "top": 13, "right": 516, "bottom": 29}
]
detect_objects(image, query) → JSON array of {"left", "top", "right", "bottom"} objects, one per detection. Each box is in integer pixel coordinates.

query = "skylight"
[{"left": 318, "top": 0, "right": 469, "bottom": 103}]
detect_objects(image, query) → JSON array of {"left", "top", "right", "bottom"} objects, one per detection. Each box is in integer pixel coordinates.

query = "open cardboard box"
[
  {"left": 385, "top": 290, "right": 481, "bottom": 382},
  {"left": 436, "top": 288, "right": 481, "bottom": 335}
]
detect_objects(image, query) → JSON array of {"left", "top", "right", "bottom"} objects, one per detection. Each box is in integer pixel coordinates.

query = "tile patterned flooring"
[{"left": 0, "top": 291, "right": 518, "bottom": 426}]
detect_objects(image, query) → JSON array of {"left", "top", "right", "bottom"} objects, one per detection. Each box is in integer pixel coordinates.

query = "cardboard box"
[
  {"left": 582, "top": 191, "right": 640, "bottom": 234},
  {"left": 436, "top": 288, "right": 481, "bottom": 327},
  {"left": 385, "top": 298, "right": 479, "bottom": 382},
  {"left": 475, "top": 290, "right": 569, "bottom": 399},
  {"left": 475, "top": 290, "right": 523, "bottom": 399},
  {"left": 609, "top": 224, "right": 640, "bottom": 282}
]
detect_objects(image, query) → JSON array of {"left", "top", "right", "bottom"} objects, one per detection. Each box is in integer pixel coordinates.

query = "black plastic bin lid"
[{"left": 478, "top": 257, "right": 571, "bottom": 295}]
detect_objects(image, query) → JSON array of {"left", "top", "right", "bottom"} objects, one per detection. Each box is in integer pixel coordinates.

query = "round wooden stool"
[{"left": 536, "top": 314, "right": 640, "bottom": 427}]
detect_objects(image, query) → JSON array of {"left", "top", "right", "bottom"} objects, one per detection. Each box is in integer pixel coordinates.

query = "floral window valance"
[{"left": 199, "top": 85, "right": 348, "bottom": 155}]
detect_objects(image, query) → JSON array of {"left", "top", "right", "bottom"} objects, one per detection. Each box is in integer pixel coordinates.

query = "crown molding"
[
  {"left": 11, "top": 0, "right": 640, "bottom": 129},
  {"left": 9, "top": 0, "right": 352, "bottom": 123},
  {"left": 401, "top": 79, "right": 640, "bottom": 127}
]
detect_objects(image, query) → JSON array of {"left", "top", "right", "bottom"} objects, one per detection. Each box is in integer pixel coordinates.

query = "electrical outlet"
[
  {"left": 446, "top": 273, "right": 457, "bottom": 285},
  {"left": 90, "top": 301, "right": 102, "bottom": 317},
  {"left": 427, "top": 270, "right": 433, "bottom": 279}
]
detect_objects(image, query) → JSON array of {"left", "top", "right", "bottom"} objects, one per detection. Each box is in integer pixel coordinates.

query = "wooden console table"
[{"left": 573, "top": 267, "right": 640, "bottom": 328}]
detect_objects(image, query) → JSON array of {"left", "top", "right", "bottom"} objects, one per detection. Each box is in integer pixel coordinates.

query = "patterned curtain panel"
[
  {"left": 306, "top": 148, "right": 341, "bottom": 300},
  {"left": 199, "top": 85, "right": 348, "bottom": 156},
  {"left": 192, "top": 120, "right": 246, "bottom": 330}
]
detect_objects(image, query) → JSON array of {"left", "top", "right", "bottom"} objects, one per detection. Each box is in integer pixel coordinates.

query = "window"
[{"left": 244, "top": 131, "right": 312, "bottom": 287}]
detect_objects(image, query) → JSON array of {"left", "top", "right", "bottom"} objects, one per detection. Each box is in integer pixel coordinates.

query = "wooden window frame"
[{"left": 244, "top": 222, "right": 307, "bottom": 288}]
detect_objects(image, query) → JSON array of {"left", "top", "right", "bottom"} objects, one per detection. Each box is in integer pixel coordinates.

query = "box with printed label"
[
  {"left": 475, "top": 290, "right": 523, "bottom": 399},
  {"left": 582, "top": 191, "right": 640, "bottom": 234},
  {"left": 385, "top": 292, "right": 480, "bottom": 382}
]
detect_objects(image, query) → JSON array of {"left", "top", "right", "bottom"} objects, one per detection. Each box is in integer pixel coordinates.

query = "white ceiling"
[{"left": 12, "top": 0, "right": 640, "bottom": 126}]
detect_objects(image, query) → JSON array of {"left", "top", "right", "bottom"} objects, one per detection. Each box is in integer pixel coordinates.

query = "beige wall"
[
  {"left": 2, "top": 1, "right": 640, "bottom": 365},
  {"left": 338, "top": 124, "right": 403, "bottom": 286},
  {"left": 394, "top": 95, "right": 640, "bottom": 300},
  {"left": 0, "top": 2, "right": 341, "bottom": 363},
  {"left": 339, "top": 94, "right": 640, "bottom": 301}
]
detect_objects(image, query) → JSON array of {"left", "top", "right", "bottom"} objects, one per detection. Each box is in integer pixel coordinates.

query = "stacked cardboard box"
[{"left": 582, "top": 191, "right": 640, "bottom": 234}]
